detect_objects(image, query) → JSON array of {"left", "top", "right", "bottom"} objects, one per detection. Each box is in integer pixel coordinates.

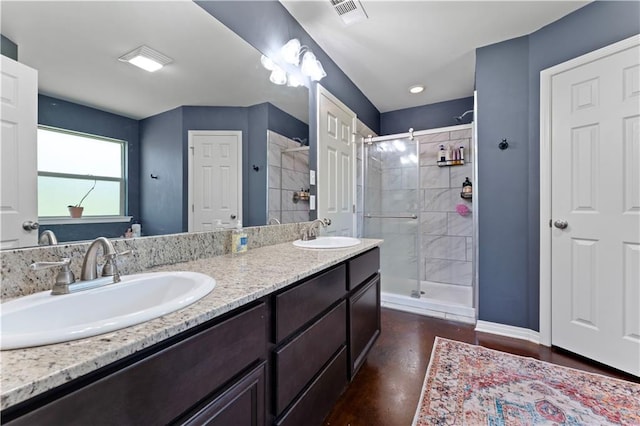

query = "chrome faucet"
[
  {"left": 81, "top": 237, "right": 121, "bottom": 282},
  {"left": 301, "top": 218, "right": 332, "bottom": 240},
  {"left": 30, "top": 237, "right": 131, "bottom": 295},
  {"left": 38, "top": 230, "right": 58, "bottom": 246}
]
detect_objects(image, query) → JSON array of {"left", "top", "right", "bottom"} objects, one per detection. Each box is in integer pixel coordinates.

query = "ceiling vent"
[{"left": 330, "top": 0, "right": 368, "bottom": 26}]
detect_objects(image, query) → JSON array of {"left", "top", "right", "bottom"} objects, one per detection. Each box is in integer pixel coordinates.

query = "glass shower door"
[{"left": 363, "top": 137, "right": 420, "bottom": 298}]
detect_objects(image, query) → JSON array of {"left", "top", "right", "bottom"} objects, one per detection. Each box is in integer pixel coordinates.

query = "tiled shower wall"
[
  {"left": 267, "top": 130, "right": 310, "bottom": 224},
  {"left": 417, "top": 128, "right": 473, "bottom": 288}
]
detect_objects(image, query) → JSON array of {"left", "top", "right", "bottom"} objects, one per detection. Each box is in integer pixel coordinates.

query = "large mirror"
[{"left": 1, "top": 1, "right": 310, "bottom": 248}]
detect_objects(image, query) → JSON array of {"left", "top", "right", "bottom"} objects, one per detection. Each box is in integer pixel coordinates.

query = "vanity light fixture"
[
  {"left": 409, "top": 85, "right": 425, "bottom": 94},
  {"left": 119, "top": 45, "right": 172, "bottom": 73},
  {"left": 261, "top": 39, "right": 327, "bottom": 85}
]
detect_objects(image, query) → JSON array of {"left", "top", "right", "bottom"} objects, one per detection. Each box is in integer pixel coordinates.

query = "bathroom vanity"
[{"left": 1, "top": 239, "right": 381, "bottom": 425}]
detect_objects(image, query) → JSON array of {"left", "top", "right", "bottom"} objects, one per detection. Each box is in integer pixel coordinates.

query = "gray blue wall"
[
  {"left": 1, "top": 35, "right": 18, "bottom": 60},
  {"left": 380, "top": 96, "right": 474, "bottom": 135},
  {"left": 476, "top": 0, "right": 640, "bottom": 330},
  {"left": 38, "top": 95, "right": 141, "bottom": 242}
]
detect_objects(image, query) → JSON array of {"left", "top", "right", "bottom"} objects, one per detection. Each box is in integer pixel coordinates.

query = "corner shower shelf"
[{"left": 437, "top": 160, "right": 465, "bottom": 167}]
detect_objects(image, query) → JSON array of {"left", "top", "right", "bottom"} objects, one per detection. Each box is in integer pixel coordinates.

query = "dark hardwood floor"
[{"left": 324, "top": 308, "right": 638, "bottom": 426}]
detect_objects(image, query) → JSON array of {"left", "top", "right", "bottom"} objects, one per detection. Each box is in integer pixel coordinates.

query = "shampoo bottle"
[{"left": 232, "top": 221, "right": 248, "bottom": 254}]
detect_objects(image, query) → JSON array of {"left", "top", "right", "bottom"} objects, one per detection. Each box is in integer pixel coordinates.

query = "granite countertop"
[{"left": 0, "top": 239, "right": 382, "bottom": 411}]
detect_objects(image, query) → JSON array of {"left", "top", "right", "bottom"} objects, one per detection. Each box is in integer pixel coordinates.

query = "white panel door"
[
  {"left": 317, "top": 85, "right": 356, "bottom": 236},
  {"left": 1, "top": 56, "right": 38, "bottom": 249},
  {"left": 551, "top": 42, "right": 640, "bottom": 375},
  {"left": 188, "top": 131, "right": 241, "bottom": 231}
]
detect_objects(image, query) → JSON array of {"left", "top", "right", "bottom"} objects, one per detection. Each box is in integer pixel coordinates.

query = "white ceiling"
[
  {"left": 281, "top": 0, "right": 589, "bottom": 112},
  {"left": 1, "top": 1, "right": 309, "bottom": 122},
  {"left": 1, "top": 1, "right": 589, "bottom": 123}
]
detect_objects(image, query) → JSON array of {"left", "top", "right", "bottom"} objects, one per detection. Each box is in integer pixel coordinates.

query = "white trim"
[
  {"left": 475, "top": 320, "right": 541, "bottom": 344},
  {"left": 539, "top": 34, "right": 640, "bottom": 347},
  {"left": 472, "top": 90, "right": 479, "bottom": 321},
  {"left": 187, "top": 130, "right": 243, "bottom": 232},
  {"left": 39, "top": 216, "right": 132, "bottom": 225}
]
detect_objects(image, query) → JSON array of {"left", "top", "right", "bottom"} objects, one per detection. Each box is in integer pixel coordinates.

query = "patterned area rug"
[{"left": 413, "top": 337, "right": 640, "bottom": 425}]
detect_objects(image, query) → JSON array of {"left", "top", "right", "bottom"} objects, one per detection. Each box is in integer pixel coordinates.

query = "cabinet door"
[
  {"left": 349, "top": 274, "right": 380, "bottom": 378},
  {"left": 5, "top": 303, "right": 266, "bottom": 426},
  {"left": 274, "top": 265, "right": 346, "bottom": 342},
  {"left": 274, "top": 301, "right": 346, "bottom": 416},
  {"left": 347, "top": 247, "right": 380, "bottom": 291},
  {"left": 180, "top": 362, "right": 265, "bottom": 426}
]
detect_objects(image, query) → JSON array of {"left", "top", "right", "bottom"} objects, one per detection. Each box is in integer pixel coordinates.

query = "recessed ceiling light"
[
  {"left": 409, "top": 85, "right": 425, "bottom": 94},
  {"left": 119, "top": 45, "right": 172, "bottom": 73}
]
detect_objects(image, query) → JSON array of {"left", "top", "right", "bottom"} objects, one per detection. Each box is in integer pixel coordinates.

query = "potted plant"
[{"left": 68, "top": 179, "right": 96, "bottom": 218}]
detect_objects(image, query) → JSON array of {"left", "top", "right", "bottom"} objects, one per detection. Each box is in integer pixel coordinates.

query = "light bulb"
[
  {"left": 300, "top": 51, "right": 317, "bottom": 77},
  {"left": 281, "top": 39, "right": 301, "bottom": 66},
  {"left": 260, "top": 55, "right": 275, "bottom": 71},
  {"left": 287, "top": 74, "right": 303, "bottom": 87},
  {"left": 269, "top": 67, "right": 287, "bottom": 85}
]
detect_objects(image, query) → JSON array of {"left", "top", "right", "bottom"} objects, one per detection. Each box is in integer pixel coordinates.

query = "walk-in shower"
[
  {"left": 267, "top": 130, "right": 310, "bottom": 224},
  {"left": 360, "top": 124, "right": 476, "bottom": 323}
]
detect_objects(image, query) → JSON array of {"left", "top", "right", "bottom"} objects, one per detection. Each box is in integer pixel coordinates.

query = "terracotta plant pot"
[{"left": 68, "top": 206, "right": 84, "bottom": 218}]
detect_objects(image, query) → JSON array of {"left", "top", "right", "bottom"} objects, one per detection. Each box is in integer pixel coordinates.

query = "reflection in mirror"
[{"left": 1, "top": 1, "right": 309, "bottom": 248}]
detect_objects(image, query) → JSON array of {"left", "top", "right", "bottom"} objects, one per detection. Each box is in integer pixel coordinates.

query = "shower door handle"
[{"left": 365, "top": 214, "right": 418, "bottom": 219}]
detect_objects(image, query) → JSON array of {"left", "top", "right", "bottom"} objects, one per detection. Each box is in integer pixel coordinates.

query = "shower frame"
[{"left": 360, "top": 122, "right": 478, "bottom": 320}]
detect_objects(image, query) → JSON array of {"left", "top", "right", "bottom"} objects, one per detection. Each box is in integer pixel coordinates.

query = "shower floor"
[{"left": 380, "top": 278, "right": 475, "bottom": 324}]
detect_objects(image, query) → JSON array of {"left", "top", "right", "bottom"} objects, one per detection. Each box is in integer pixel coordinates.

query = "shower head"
[
  {"left": 454, "top": 110, "right": 474, "bottom": 123},
  {"left": 292, "top": 137, "right": 307, "bottom": 146}
]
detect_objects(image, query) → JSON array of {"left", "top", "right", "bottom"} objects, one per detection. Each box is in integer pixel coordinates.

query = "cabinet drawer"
[
  {"left": 274, "top": 301, "right": 346, "bottom": 416},
  {"left": 7, "top": 303, "right": 267, "bottom": 426},
  {"left": 180, "top": 362, "right": 265, "bottom": 426},
  {"left": 349, "top": 274, "right": 381, "bottom": 377},
  {"left": 275, "top": 346, "right": 348, "bottom": 426},
  {"left": 348, "top": 247, "right": 380, "bottom": 290},
  {"left": 274, "top": 264, "right": 346, "bottom": 342}
]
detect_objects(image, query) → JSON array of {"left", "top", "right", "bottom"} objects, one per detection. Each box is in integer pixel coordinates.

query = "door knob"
[
  {"left": 22, "top": 220, "right": 39, "bottom": 231},
  {"left": 554, "top": 220, "right": 568, "bottom": 229}
]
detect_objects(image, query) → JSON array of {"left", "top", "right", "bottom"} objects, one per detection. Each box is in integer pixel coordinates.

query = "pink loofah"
[{"left": 456, "top": 204, "right": 471, "bottom": 216}]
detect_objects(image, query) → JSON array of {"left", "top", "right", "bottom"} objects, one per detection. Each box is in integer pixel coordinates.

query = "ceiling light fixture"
[
  {"left": 409, "top": 85, "right": 425, "bottom": 94},
  {"left": 119, "top": 45, "right": 172, "bottom": 73}
]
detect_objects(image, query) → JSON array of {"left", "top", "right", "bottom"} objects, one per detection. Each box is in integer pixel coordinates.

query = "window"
[{"left": 37, "top": 127, "right": 126, "bottom": 217}]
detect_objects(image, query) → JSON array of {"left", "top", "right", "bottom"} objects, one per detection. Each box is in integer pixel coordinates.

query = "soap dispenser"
[{"left": 232, "top": 220, "right": 248, "bottom": 254}]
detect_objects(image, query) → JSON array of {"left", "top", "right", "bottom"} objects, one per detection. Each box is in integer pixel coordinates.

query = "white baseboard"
[{"left": 475, "top": 320, "right": 541, "bottom": 344}]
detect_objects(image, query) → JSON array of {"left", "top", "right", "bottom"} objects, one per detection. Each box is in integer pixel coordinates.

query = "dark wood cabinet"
[
  {"left": 347, "top": 247, "right": 381, "bottom": 378},
  {"left": 179, "top": 362, "right": 266, "bottom": 426},
  {"left": 3, "top": 247, "right": 382, "bottom": 426},
  {"left": 4, "top": 303, "right": 267, "bottom": 426},
  {"left": 274, "top": 301, "right": 346, "bottom": 415},
  {"left": 349, "top": 275, "right": 381, "bottom": 377}
]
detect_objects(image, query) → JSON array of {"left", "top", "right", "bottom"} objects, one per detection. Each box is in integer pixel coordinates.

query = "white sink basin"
[
  {"left": 1, "top": 271, "right": 215, "bottom": 350},
  {"left": 293, "top": 236, "right": 361, "bottom": 249}
]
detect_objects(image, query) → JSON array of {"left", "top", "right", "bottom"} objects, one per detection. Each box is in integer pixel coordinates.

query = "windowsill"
[{"left": 39, "top": 216, "right": 133, "bottom": 225}]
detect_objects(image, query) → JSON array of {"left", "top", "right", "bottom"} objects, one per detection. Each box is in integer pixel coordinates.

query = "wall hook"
[
  {"left": 499, "top": 139, "right": 509, "bottom": 150},
  {"left": 252, "top": 165, "right": 260, "bottom": 172},
  {"left": 150, "top": 174, "right": 158, "bottom": 179}
]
